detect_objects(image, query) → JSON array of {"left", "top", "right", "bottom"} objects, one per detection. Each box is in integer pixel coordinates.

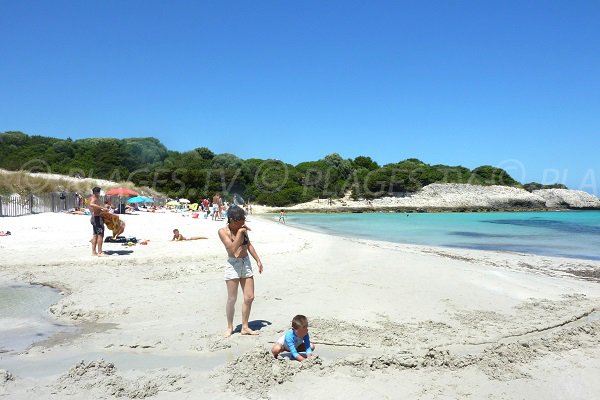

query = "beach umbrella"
[
  {"left": 127, "top": 196, "right": 152, "bottom": 203},
  {"left": 189, "top": 203, "right": 199, "bottom": 211},
  {"left": 166, "top": 200, "right": 180, "bottom": 207},
  {"left": 105, "top": 188, "right": 139, "bottom": 213},
  {"left": 179, "top": 198, "right": 190, "bottom": 204},
  {"left": 106, "top": 188, "right": 139, "bottom": 196}
]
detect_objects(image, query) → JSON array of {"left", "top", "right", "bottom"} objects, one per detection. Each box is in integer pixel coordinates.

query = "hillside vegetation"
[{"left": 0, "top": 131, "right": 566, "bottom": 206}]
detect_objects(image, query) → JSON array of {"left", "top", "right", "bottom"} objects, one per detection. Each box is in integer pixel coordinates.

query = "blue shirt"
[{"left": 284, "top": 329, "right": 312, "bottom": 359}]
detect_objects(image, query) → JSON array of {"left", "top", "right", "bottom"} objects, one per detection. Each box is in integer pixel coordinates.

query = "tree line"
[{"left": 0, "top": 131, "right": 566, "bottom": 206}]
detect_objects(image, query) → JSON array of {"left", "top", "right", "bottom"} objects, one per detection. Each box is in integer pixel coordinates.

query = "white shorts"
[
  {"left": 224, "top": 256, "right": 253, "bottom": 280},
  {"left": 276, "top": 333, "right": 303, "bottom": 350}
]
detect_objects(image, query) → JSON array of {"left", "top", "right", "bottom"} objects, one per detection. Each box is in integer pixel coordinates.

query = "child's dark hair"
[
  {"left": 227, "top": 206, "right": 246, "bottom": 223},
  {"left": 291, "top": 314, "right": 308, "bottom": 329}
]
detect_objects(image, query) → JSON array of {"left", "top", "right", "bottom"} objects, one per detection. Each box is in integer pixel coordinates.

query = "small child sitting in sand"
[
  {"left": 172, "top": 228, "right": 207, "bottom": 241},
  {"left": 271, "top": 314, "right": 315, "bottom": 361}
]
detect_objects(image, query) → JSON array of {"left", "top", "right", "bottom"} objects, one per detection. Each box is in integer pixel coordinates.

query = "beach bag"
[{"left": 104, "top": 236, "right": 137, "bottom": 244}]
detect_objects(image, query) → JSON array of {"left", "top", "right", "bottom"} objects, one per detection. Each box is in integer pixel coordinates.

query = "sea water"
[
  {"left": 0, "top": 284, "right": 74, "bottom": 354},
  {"left": 288, "top": 211, "right": 600, "bottom": 261}
]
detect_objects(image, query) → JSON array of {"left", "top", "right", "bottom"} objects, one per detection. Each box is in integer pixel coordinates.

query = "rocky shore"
[{"left": 278, "top": 184, "right": 600, "bottom": 213}]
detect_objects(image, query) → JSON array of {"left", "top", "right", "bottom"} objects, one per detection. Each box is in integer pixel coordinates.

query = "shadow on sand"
[
  {"left": 234, "top": 319, "right": 272, "bottom": 334},
  {"left": 102, "top": 250, "right": 134, "bottom": 256}
]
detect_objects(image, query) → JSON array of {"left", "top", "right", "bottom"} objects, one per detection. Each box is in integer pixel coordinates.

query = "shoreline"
[
  {"left": 1, "top": 212, "right": 600, "bottom": 398},
  {"left": 278, "top": 206, "right": 600, "bottom": 213}
]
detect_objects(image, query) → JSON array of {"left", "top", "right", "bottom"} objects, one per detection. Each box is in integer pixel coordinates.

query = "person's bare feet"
[
  {"left": 92, "top": 252, "right": 98, "bottom": 256},
  {"left": 224, "top": 328, "right": 234, "bottom": 338},
  {"left": 241, "top": 328, "right": 259, "bottom": 336},
  {"left": 97, "top": 252, "right": 107, "bottom": 257}
]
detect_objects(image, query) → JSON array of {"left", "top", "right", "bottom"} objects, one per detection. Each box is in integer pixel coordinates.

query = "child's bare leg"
[
  {"left": 296, "top": 343, "right": 316, "bottom": 354},
  {"left": 271, "top": 343, "right": 284, "bottom": 358},
  {"left": 239, "top": 277, "right": 257, "bottom": 335},
  {"left": 224, "top": 279, "right": 239, "bottom": 337}
]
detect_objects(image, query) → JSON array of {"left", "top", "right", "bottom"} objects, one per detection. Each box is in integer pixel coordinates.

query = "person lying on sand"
[
  {"left": 172, "top": 228, "right": 207, "bottom": 241},
  {"left": 271, "top": 314, "right": 315, "bottom": 361},
  {"left": 0, "top": 231, "right": 11, "bottom": 236}
]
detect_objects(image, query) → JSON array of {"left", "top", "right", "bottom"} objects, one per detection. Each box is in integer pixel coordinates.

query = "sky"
[{"left": 1, "top": 1, "right": 599, "bottom": 194}]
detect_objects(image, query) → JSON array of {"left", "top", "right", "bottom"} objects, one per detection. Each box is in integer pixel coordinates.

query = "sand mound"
[
  {"left": 54, "top": 360, "right": 186, "bottom": 398},
  {"left": 310, "top": 317, "right": 455, "bottom": 349},
  {"left": 478, "top": 320, "right": 600, "bottom": 380},
  {"left": 218, "top": 347, "right": 323, "bottom": 399},
  {"left": 0, "top": 370, "right": 14, "bottom": 384},
  {"left": 50, "top": 300, "right": 106, "bottom": 322},
  {"left": 326, "top": 319, "right": 600, "bottom": 380},
  {"left": 217, "top": 318, "right": 600, "bottom": 398}
]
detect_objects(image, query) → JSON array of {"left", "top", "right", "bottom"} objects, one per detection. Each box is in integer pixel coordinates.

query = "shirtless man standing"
[{"left": 88, "top": 187, "right": 108, "bottom": 256}]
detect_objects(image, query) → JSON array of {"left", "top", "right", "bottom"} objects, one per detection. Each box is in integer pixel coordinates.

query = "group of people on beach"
[{"left": 86, "top": 187, "right": 312, "bottom": 360}]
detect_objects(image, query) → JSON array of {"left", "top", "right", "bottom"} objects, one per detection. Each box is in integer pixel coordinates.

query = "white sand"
[{"left": 1, "top": 211, "right": 599, "bottom": 399}]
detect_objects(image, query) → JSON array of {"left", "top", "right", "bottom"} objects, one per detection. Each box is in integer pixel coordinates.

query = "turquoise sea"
[{"left": 287, "top": 211, "right": 600, "bottom": 261}]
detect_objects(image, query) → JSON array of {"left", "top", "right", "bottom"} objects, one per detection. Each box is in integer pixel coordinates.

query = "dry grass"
[{"left": 0, "top": 169, "right": 162, "bottom": 198}]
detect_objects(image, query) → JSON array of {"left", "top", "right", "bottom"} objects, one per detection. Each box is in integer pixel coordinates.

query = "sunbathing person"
[{"left": 172, "top": 229, "right": 207, "bottom": 241}]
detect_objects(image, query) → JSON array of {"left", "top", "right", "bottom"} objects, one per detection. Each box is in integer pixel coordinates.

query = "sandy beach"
[{"left": 1, "top": 210, "right": 600, "bottom": 399}]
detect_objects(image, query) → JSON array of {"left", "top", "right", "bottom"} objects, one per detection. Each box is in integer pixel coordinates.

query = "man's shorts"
[
  {"left": 224, "top": 256, "right": 253, "bottom": 280},
  {"left": 91, "top": 216, "right": 105, "bottom": 236}
]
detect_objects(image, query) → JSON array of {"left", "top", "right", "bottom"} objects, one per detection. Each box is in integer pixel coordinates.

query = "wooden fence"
[
  {"left": 0, "top": 192, "right": 84, "bottom": 217},
  {"left": 0, "top": 192, "right": 166, "bottom": 217}
]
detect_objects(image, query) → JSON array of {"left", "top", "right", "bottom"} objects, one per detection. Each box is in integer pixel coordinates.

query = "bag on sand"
[{"left": 104, "top": 236, "right": 137, "bottom": 244}]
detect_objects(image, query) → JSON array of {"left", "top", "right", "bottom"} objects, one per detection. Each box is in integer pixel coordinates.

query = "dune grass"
[{"left": 0, "top": 169, "right": 162, "bottom": 198}]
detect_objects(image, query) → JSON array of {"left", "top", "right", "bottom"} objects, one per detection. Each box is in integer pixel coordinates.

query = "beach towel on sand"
[
  {"left": 104, "top": 235, "right": 137, "bottom": 244},
  {"left": 101, "top": 211, "right": 126, "bottom": 239}
]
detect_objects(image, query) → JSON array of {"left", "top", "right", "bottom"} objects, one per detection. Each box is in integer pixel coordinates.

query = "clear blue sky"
[{"left": 1, "top": 1, "right": 599, "bottom": 194}]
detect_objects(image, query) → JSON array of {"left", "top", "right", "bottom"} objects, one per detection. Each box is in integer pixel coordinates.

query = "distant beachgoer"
[
  {"left": 278, "top": 210, "right": 286, "bottom": 224},
  {"left": 88, "top": 187, "right": 108, "bottom": 256},
  {"left": 172, "top": 228, "right": 207, "bottom": 241},
  {"left": 0, "top": 231, "right": 11, "bottom": 236},
  {"left": 212, "top": 193, "right": 222, "bottom": 220},
  {"left": 271, "top": 314, "right": 315, "bottom": 361},
  {"left": 75, "top": 192, "right": 82, "bottom": 208},
  {"left": 218, "top": 206, "right": 264, "bottom": 337}
]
